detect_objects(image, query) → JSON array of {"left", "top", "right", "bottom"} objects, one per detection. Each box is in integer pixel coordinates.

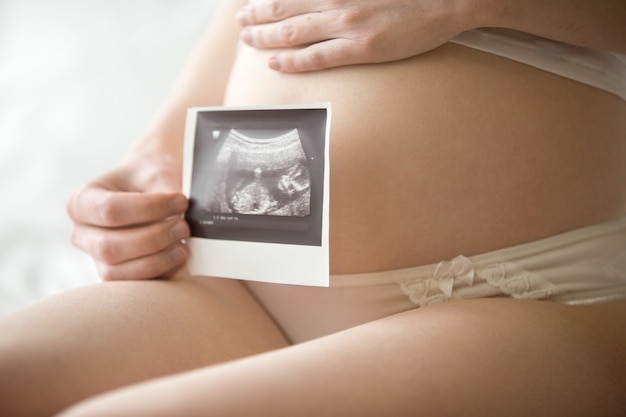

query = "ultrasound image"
[{"left": 205, "top": 128, "right": 311, "bottom": 217}]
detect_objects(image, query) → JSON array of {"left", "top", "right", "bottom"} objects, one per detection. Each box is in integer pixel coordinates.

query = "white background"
[{"left": 0, "top": 0, "right": 219, "bottom": 315}]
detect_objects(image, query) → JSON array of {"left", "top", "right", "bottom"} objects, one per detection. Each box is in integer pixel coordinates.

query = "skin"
[
  {"left": 66, "top": 153, "right": 190, "bottom": 281},
  {"left": 0, "top": 0, "right": 625, "bottom": 416},
  {"left": 58, "top": 299, "right": 626, "bottom": 417},
  {"left": 0, "top": 277, "right": 289, "bottom": 417},
  {"left": 237, "top": 0, "right": 626, "bottom": 72}
]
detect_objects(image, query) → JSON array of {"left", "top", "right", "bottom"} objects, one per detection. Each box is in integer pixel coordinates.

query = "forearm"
[
  {"left": 130, "top": 0, "right": 245, "bottom": 160},
  {"left": 475, "top": 0, "right": 626, "bottom": 52}
]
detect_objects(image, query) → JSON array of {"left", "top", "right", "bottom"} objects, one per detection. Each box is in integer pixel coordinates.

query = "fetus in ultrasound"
[{"left": 205, "top": 128, "right": 311, "bottom": 217}]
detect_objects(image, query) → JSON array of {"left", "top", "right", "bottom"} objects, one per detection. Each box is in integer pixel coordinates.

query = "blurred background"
[{"left": 0, "top": 0, "right": 219, "bottom": 315}]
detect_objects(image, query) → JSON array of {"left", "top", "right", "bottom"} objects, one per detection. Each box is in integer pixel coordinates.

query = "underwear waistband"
[
  {"left": 331, "top": 217, "right": 626, "bottom": 307},
  {"left": 450, "top": 28, "right": 626, "bottom": 102}
]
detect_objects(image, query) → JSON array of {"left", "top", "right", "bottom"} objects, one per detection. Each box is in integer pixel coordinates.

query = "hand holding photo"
[{"left": 183, "top": 104, "right": 331, "bottom": 286}]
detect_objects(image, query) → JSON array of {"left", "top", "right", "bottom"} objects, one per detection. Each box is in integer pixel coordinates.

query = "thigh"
[
  {"left": 57, "top": 299, "right": 626, "bottom": 417},
  {"left": 0, "top": 276, "right": 288, "bottom": 417}
]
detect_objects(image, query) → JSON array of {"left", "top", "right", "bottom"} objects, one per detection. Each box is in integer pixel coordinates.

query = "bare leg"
[
  {"left": 57, "top": 298, "right": 626, "bottom": 417},
  {"left": 0, "top": 277, "right": 288, "bottom": 417}
]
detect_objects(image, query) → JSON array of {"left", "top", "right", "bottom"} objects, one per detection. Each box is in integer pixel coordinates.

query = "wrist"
[
  {"left": 128, "top": 120, "right": 185, "bottom": 162},
  {"left": 125, "top": 137, "right": 182, "bottom": 170},
  {"left": 120, "top": 146, "right": 183, "bottom": 193}
]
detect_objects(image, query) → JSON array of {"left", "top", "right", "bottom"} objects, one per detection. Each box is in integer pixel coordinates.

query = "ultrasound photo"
[
  {"left": 185, "top": 106, "right": 328, "bottom": 246},
  {"left": 206, "top": 128, "right": 311, "bottom": 217}
]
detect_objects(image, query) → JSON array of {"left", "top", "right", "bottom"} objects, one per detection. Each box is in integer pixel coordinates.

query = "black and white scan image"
[
  {"left": 185, "top": 105, "right": 328, "bottom": 247},
  {"left": 206, "top": 128, "right": 311, "bottom": 218}
]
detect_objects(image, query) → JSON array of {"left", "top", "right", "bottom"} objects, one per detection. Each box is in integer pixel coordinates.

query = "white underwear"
[
  {"left": 451, "top": 29, "right": 626, "bottom": 102},
  {"left": 335, "top": 216, "right": 626, "bottom": 307},
  {"left": 246, "top": 217, "right": 626, "bottom": 343}
]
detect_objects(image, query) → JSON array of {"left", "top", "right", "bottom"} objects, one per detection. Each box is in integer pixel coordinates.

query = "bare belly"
[{"left": 224, "top": 42, "right": 626, "bottom": 274}]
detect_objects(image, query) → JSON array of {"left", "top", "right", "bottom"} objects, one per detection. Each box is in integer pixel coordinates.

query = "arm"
[
  {"left": 133, "top": 0, "right": 244, "bottom": 159},
  {"left": 238, "top": 0, "right": 626, "bottom": 73},
  {"left": 66, "top": 0, "right": 246, "bottom": 280}
]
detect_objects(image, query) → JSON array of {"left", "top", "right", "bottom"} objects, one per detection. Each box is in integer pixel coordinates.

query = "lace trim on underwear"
[
  {"left": 331, "top": 217, "right": 626, "bottom": 306},
  {"left": 399, "top": 255, "right": 557, "bottom": 307}
]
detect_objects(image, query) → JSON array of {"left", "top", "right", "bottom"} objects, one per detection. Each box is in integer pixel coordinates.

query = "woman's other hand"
[
  {"left": 237, "top": 0, "right": 484, "bottom": 73},
  {"left": 66, "top": 152, "right": 190, "bottom": 281}
]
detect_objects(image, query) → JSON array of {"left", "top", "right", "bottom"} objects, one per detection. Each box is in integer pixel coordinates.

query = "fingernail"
[
  {"left": 241, "top": 28, "right": 253, "bottom": 46},
  {"left": 236, "top": 9, "right": 249, "bottom": 26},
  {"left": 170, "top": 221, "right": 190, "bottom": 241},
  {"left": 167, "top": 245, "right": 187, "bottom": 263},
  {"left": 268, "top": 55, "right": 281, "bottom": 71},
  {"left": 169, "top": 195, "right": 188, "bottom": 213}
]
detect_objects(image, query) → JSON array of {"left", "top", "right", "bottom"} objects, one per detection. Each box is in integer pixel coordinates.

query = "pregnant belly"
[{"left": 223, "top": 42, "right": 626, "bottom": 274}]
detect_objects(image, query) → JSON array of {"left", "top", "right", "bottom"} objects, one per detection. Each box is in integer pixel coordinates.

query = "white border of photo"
[{"left": 182, "top": 103, "right": 332, "bottom": 287}]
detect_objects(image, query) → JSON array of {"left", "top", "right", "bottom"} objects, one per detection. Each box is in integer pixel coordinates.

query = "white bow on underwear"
[{"left": 433, "top": 255, "right": 475, "bottom": 298}]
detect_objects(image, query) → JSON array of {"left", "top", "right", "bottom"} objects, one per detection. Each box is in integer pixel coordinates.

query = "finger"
[
  {"left": 269, "top": 39, "right": 363, "bottom": 73},
  {"left": 71, "top": 218, "right": 190, "bottom": 266},
  {"left": 237, "top": 0, "right": 316, "bottom": 26},
  {"left": 67, "top": 186, "right": 188, "bottom": 228},
  {"left": 241, "top": 12, "right": 334, "bottom": 50},
  {"left": 96, "top": 242, "right": 189, "bottom": 281}
]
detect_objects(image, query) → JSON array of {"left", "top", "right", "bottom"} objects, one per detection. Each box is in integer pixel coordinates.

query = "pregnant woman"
[{"left": 1, "top": 1, "right": 625, "bottom": 416}]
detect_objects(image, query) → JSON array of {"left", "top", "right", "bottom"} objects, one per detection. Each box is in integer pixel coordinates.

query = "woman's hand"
[
  {"left": 237, "top": 0, "right": 483, "bottom": 73},
  {"left": 66, "top": 151, "right": 191, "bottom": 281}
]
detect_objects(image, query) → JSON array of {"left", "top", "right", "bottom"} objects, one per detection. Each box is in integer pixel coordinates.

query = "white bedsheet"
[{"left": 0, "top": 0, "right": 218, "bottom": 316}]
